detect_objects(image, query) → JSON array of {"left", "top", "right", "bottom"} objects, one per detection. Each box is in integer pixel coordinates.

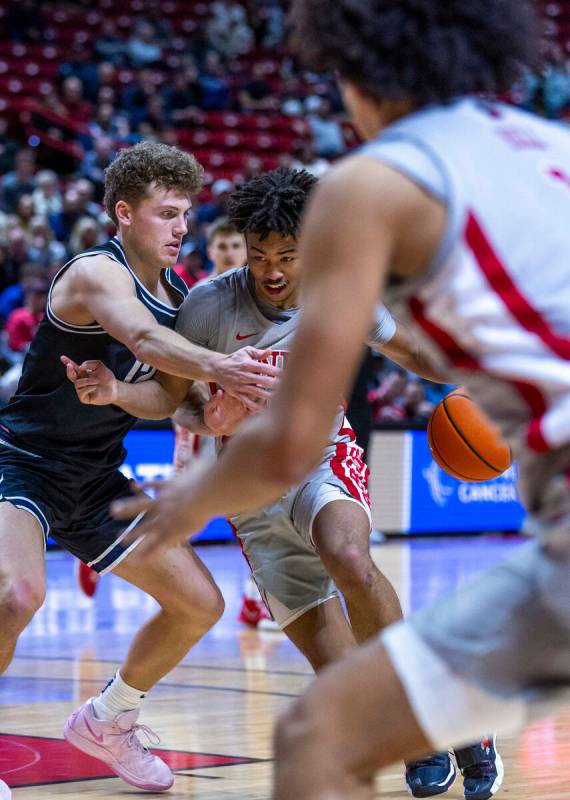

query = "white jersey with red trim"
[
  {"left": 362, "top": 98, "right": 570, "bottom": 458},
  {"left": 175, "top": 266, "right": 366, "bottom": 486}
]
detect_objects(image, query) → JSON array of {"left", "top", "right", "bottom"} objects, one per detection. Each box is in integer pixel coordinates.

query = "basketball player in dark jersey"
[{"left": 0, "top": 141, "right": 278, "bottom": 796}]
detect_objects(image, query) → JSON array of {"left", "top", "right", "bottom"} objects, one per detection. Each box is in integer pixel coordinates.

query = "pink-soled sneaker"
[
  {"left": 63, "top": 701, "right": 173, "bottom": 792},
  {"left": 0, "top": 779, "right": 11, "bottom": 799}
]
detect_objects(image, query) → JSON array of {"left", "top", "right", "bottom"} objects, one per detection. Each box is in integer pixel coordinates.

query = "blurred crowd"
[{"left": 0, "top": 0, "right": 566, "bottom": 419}]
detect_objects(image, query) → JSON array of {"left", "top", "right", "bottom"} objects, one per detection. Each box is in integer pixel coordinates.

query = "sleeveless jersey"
[
  {"left": 0, "top": 237, "right": 188, "bottom": 470},
  {"left": 361, "top": 98, "right": 570, "bottom": 456},
  {"left": 175, "top": 267, "right": 355, "bottom": 464}
]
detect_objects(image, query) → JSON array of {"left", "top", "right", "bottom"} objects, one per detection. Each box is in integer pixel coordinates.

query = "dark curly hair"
[
  {"left": 289, "top": 0, "right": 538, "bottom": 106},
  {"left": 228, "top": 168, "right": 317, "bottom": 240},
  {"left": 104, "top": 141, "right": 203, "bottom": 225}
]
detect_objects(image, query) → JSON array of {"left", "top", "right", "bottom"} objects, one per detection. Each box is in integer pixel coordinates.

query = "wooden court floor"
[{"left": 1, "top": 537, "right": 569, "bottom": 799}]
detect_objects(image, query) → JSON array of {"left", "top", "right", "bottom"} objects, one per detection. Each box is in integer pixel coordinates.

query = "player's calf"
[{"left": 274, "top": 692, "right": 374, "bottom": 800}]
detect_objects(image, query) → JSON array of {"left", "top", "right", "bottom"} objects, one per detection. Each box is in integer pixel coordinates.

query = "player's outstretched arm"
[
  {"left": 54, "top": 256, "right": 279, "bottom": 409},
  {"left": 368, "top": 309, "right": 448, "bottom": 383},
  {"left": 112, "top": 157, "right": 445, "bottom": 552},
  {"left": 61, "top": 356, "right": 189, "bottom": 419}
]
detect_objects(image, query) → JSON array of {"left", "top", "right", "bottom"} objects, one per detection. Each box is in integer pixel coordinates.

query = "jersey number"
[{"left": 124, "top": 360, "right": 157, "bottom": 384}]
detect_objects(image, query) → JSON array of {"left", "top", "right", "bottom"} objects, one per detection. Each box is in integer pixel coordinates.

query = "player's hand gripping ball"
[{"left": 427, "top": 389, "right": 512, "bottom": 482}]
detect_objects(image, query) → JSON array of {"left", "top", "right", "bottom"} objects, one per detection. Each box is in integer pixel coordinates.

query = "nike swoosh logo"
[
  {"left": 84, "top": 714, "right": 106, "bottom": 743},
  {"left": 236, "top": 332, "right": 259, "bottom": 341}
]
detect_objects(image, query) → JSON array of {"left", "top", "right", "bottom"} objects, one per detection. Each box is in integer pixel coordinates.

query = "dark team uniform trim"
[
  {"left": 108, "top": 238, "right": 183, "bottom": 317},
  {"left": 46, "top": 250, "right": 117, "bottom": 335}
]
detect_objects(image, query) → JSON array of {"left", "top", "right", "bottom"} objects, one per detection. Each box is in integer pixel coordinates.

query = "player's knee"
[
  {"left": 198, "top": 584, "right": 225, "bottom": 628},
  {"left": 0, "top": 575, "right": 45, "bottom": 633},
  {"left": 319, "top": 541, "right": 374, "bottom": 591},
  {"left": 162, "top": 582, "right": 224, "bottom": 631}
]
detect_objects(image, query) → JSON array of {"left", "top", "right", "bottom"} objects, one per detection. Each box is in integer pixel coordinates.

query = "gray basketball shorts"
[
  {"left": 231, "top": 445, "right": 371, "bottom": 629},
  {"left": 382, "top": 447, "right": 570, "bottom": 748}
]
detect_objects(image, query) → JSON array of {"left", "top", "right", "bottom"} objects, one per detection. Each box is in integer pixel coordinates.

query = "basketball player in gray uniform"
[
  {"left": 102, "top": 168, "right": 500, "bottom": 797},
  {"left": 110, "top": 2, "right": 570, "bottom": 799}
]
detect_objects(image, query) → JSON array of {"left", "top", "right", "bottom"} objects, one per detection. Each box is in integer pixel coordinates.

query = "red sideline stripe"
[
  {"left": 465, "top": 213, "right": 570, "bottom": 360},
  {"left": 409, "top": 297, "right": 480, "bottom": 369}
]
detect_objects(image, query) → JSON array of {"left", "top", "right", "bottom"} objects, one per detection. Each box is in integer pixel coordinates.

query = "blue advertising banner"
[
  {"left": 121, "top": 429, "right": 233, "bottom": 542},
  {"left": 48, "top": 428, "right": 233, "bottom": 547},
  {"left": 407, "top": 430, "right": 526, "bottom": 533}
]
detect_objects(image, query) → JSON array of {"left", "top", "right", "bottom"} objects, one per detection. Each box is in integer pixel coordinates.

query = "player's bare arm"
[
  {"left": 51, "top": 254, "right": 279, "bottom": 409},
  {"left": 370, "top": 316, "right": 448, "bottom": 383},
  {"left": 112, "top": 157, "right": 446, "bottom": 551},
  {"left": 62, "top": 355, "right": 190, "bottom": 419}
]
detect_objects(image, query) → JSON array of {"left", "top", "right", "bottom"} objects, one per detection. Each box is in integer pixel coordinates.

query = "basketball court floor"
[{"left": 1, "top": 535, "right": 568, "bottom": 799}]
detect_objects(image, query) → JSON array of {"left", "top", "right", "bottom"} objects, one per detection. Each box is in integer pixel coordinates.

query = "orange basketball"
[{"left": 427, "top": 389, "right": 512, "bottom": 482}]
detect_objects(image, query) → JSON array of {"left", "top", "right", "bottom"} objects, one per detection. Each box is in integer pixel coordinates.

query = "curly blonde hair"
[{"left": 104, "top": 141, "right": 203, "bottom": 224}]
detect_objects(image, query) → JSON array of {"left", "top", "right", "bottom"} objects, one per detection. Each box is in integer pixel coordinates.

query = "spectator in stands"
[
  {"left": 174, "top": 242, "right": 208, "bottom": 288},
  {"left": 79, "top": 137, "right": 116, "bottom": 201},
  {"left": 89, "top": 103, "right": 125, "bottom": 141},
  {"left": 143, "top": 5, "right": 174, "bottom": 43},
  {"left": 2, "top": 226, "right": 31, "bottom": 291},
  {"left": 206, "top": 217, "right": 247, "bottom": 276},
  {"left": 307, "top": 97, "right": 346, "bottom": 159},
  {"left": 0, "top": 118, "right": 19, "bottom": 176},
  {"left": 59, "top": 46, "right": 100, "bottom": 104},
  {"left": 254, "top": 0, "right": 285, "bottom": 48},
  {"left": 144, "top": 93, "right": 170, "bottom": 131},
  {"left": 401, "top": 381, "right": 435, "bottom": 425},
  {"left": 15, "top": 195, "right": 36, "bottom": 236},
  {"left": 60, "top": 76, "right": 93, "bottom": 124},
  {"left": 27, "top": 216, "right": 67, "bottom": 266},
  {"left": 238, "top": 62, "right": 278, "bottom": 112},
  {"left": 164, "top": 68, "right": 203, "bottom": 126},
  {"left": 240, "top": 155, "right": 263, "bottom": 183},
  {"left": 197, "top": 178, "right": 234, "bottom": 225},
  {"left": 281, "top": 78, "right": 306, "bottom": 116},
  {"left": 542, "top": 50, "right": 570, "bottom": 118},
  {"left": 198, "top": 51, "right": 232, "bottom": 111},
  {"left": 0, "top": 262, "right": 45, "bottom": 326},
  {"left": 32, "top": 170, "right": 63, "bottom": 217},
  {"left": 4, "top": 277, "right": 48, "bottom": 354},
  {"left": 368, "top": 369, "right": 408, "bottom": 424},
  {"left": 96, "top": 62, "right": 117, "bottom": 99},
  {"left": 37, "top": 84, "right": 66, "bottom": 119},
  {"left": 74, "top": 179, "right": 102, "bottom": 219},
  {"left": 95, "top": 19, "right": 127, "bottom": 66},
  {"left": 122, "top": 68, "right": 161, "bottom": 127},
  {"left": 128, "top": 20, "right": 163, "bottom": 68},
  {"left": 207, "top": 0, "right": 254, "bottom": 58},
  {"left": 48, "top": 187, "right": 83, "bottom": 242},
  {"left": 68, "top": 216, "right": 102, "bottom": 256},
  {"left": 0, "top": 149, "right": 36, "bottom": 214},
  {"left": 292, "top": 141, "right": 330, "bottom": 178}
]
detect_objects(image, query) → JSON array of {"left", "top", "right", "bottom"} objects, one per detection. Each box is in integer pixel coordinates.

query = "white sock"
[{"left": 91, "top": 672, "right": 147, "bottom": 721}]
